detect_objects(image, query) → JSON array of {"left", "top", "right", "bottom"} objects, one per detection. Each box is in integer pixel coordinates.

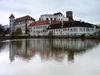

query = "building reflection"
[{"left": 9, "top": 39, "right": 100, "bottom": 63}]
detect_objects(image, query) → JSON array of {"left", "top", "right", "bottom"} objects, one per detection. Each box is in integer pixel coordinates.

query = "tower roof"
[{"left": 9, "top": 14, "right": 15, "bottom": 18}]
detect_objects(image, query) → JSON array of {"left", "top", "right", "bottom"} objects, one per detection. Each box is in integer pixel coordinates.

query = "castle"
[{"left": 9, "top": 11, "right": 100, "bottom": 36}]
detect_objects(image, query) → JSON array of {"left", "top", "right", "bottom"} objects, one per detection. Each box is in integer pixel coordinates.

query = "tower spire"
[{"left": 9, "top": 14, "right": 15, "bottom": 18}]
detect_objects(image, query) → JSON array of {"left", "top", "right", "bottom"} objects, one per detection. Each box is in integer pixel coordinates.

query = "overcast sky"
[{"left": 0, "top": 0, "right": 100, "bottom": 25}]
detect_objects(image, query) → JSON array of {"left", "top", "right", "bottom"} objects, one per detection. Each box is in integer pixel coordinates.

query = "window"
[
  {"left": 50, "top": 18, "right": 52, "bottom": 20},
  {"left": 54, "top": 18, "right": 56, "bottom": 20},
  {"left": 46, "top": 18, "right": 48, "bottom": 20}
]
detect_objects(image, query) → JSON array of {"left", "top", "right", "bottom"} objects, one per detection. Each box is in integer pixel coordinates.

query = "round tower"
[
  {"left": 66, "top": 11, "right": 73, "bottom": 21},
  {"left": 9, "top": 14, "right": 15, "bottom": 33}
]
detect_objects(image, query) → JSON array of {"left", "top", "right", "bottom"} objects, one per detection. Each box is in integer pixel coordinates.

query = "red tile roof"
[
  {"left": 9, "top": 14, "right": 15, "bottom": 18},
  {"left": 15, "top": 15, "right": 35, "bottom": 22},
  {"left": 29, "top": 20, "right": 67, "bottom": 26}
]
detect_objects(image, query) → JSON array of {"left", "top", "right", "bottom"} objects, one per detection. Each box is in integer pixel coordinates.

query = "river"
[{"left": 0, "top": 39, "right": 100, "bottom": 75}]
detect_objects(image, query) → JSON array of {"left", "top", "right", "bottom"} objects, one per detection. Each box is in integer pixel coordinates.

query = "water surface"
[{"left": 0, "top": 39, "right": 100, "bottom": 75}]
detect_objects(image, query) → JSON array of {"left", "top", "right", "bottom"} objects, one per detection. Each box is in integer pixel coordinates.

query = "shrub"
[
  {"left": 10, "top": 32, "right": 15, "bottom": 38},
  {"left": 10, "top": 28, "right": 23, "bottom": 38},
  {"left": 15, "top": 28, "right": 22, "bottom": 36},
  {"left": 48, "top": 31, "right": 53, "bottom": 37}
]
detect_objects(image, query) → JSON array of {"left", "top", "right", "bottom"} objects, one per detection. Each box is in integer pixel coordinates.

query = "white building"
[
  {"left": 39, "top": 12, "right": 68, "bottom": 21},
  {"left": 28, "top": 20, "right": 67, "bottom": 36},
  {"left": 9, "top": 14, "right": 35, "bottom": 34},
  {"left": 29, "top": 21, "right": 100, "bottom": 36},
  {"left": 47, "top": 21, "right": 100, "bottom": 36}
]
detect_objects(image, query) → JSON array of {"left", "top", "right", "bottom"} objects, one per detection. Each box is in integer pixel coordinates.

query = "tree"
[
  {"left": 5, "top": 28, "right": 10, "bottom": 34},
  {"left": 10, "top": 28, "right": 23, "bottom": 38},
  {"left": 0, "top": 24, "right": 4, "bottom": 34},
  {"left": 15, "top": 27, "right": 22, "bottom": 36},
  {"left": 48, "top": 31, "right": 53, "bottom": 37}
]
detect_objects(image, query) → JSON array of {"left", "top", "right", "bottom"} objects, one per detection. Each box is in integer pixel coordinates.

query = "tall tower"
[
  {"left": 66, "top": 11, "right": 73, "bottom": 21},
  {"left": 9, "top": 14, "right": 15, "bottom": 33}
]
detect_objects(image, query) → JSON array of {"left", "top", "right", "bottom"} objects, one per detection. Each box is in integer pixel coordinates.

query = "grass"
[{"left": 85, "top": 35, "right": 100, "bottom": 39}]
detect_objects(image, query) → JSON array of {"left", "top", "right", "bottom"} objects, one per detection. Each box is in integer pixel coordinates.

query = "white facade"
[
  {"left": 15, "top": 20, "right": 34, "bottom": 34},
  {"left": 15, "top": 21, "right": 26, "bottom": 33},
  {"left": 9, "top": 17, "right": 15, "bottom": 32},
  {"left": 29, "top": 22, "right": 100, "bottom": 36},
  {"left": 39, "top": 14, "right": 68, "bottom": 21},
  {"left": 29, "top": 24, "right": 49, "bottom": 36},
  {"left": 48, "top": 27, "right": 96, "bottom": 36}
]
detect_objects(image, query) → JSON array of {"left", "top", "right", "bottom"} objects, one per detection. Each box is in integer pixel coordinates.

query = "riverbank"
[
  {"left": 84, "top": 36, "right": 100, "bottom": 39},
  {"left": 0, "top": 35, "right": 100, "bottom": 41}
]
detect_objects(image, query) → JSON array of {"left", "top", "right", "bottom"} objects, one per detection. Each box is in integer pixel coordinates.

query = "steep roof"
[
  {"left": 9, "top": 14, "right": 15, "bottom": 18},
  {"left": 15, "top": 15, "right": 35, "bottom": 22},
  {"left": 54, "top": 12, "right": 63, "bottom": 15},
  {"left": 47, "top": 21, "right": 99, "bottom": 30},
  {"left": 29, "top": 20, "right": 67, "bottom": 26}
]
